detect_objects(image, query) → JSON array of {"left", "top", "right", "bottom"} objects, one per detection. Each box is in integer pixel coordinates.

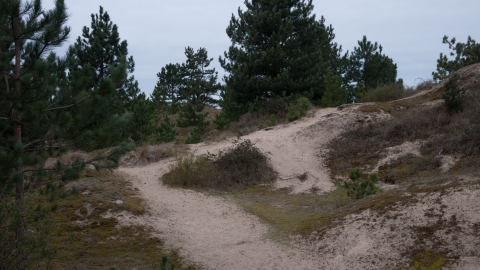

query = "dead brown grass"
[
  {"left": 120, "top": 143, "right": 185, "bottom": 167},
  {"left": 329, "top": 81, "right": 480, "bottom": 182}
]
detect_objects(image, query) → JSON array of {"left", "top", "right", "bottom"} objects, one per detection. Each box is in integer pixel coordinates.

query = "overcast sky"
[{"left": 43, "top": 0, "right": 479, "bottom": 95}]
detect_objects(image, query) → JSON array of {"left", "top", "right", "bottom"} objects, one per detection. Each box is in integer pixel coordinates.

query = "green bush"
[
  {"left": 442, "top": 73, "right": 466, "bottom": 113},
  {"left": 321, "top": 70, "right": 348, "bottom": 107},
  {"left": 162, "top": 153, "right": 212, "bottom": 187},
  {"left": 287, "top": 97, "right": 311, "bottom": 122},
  {"left": 268, "top": 114, "right": 277, "bottom": 127},
  {"left": 359, "top": 82, "right": 408, "bottom": 103},
  {"left": 213, "top": 112, "right": 230, "bottom": 130},
  {"left": 162, "top": 139, "right": 276, "bottom": 190},
  {"left": 344, "top": 169, "right": 380, "bottom": 200},
  {"left": 156, "top": 116, "right": 177, "bottom": 143},
  {"left": 186, "top": 128, "right": 202, "bottom": 144}
]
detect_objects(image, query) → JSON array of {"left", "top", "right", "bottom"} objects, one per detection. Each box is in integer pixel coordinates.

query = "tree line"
[{"left": 1, "top": 0, "right": 479, "bottom": 268}]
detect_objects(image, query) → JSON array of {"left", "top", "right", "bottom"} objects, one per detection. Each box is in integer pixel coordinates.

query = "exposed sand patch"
[
  {"left": 298, "top": 182, "right": 480, "bottom": 269},
  {"left": 373, "top": 140, "right": 423, "bottom": 172}
]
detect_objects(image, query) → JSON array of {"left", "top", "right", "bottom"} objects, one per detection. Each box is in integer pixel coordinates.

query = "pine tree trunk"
[{"left": 14, "top": 17, "right": 26, "bottom": 270}]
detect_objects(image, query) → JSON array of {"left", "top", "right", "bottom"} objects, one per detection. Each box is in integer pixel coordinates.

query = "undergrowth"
[
  {"left": 20, "top": 170, "right": 194, "bottom": 270},
  {"left": 328, "top": 82, "right": 480, "bottom": 182}
]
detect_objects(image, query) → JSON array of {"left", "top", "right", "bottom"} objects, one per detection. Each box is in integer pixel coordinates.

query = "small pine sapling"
[
  {"left": 344, "top": 169, "right": 380, "bottom": 199},
  {"left": 442, "top": 73, "right": 466, "bottom": 113}
]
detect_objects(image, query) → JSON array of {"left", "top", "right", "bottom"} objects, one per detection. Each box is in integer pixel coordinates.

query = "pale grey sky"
[{"left": 44, "top": 0, "right": 479, "bottom": 95}]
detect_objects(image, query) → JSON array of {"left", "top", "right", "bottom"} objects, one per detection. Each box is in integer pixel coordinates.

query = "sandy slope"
[
  {"left": 117, "top": 103, "right": 480, "bottom": 269},
  {"left": 116, "top": 105, "right": 384, "bottom": 269}
]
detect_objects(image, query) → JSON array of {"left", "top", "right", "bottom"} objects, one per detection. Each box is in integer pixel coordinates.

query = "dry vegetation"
[
  {"left": 162, "top": 139, "right": 276, "bottom": 190},
  {"left": 120, "top": 143, "right": 186, "bottom": 167},
  {"left": 328, "top": 81, "right": 480, "bottom": 184}
]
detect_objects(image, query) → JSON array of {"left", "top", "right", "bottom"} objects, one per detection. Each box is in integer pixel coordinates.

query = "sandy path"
[
  {"left": 116, "top": 106, "right": 386, "bottom": 269},
  {"left": 190, "top": 106, "right": 377, "bottom": 193},
  {"left": 117, "top": 162, "right": 319, "bottom": 269}
]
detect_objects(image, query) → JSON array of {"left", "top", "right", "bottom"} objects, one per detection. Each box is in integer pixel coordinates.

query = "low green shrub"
[
  {"left": 213, "top": 112, "right": 230, "bottom": 130},
  {"left": 162, "top": 153, "right": 212, "bottom": 187},
  {"left": 162, "top": 139, "right": 276, "bottom": 190},
  {"left": 344, "top": 169, "right": 380, "bottom": 199},
  {"left": 359, "top": 82, "right": 409, "bottom": 103},
  {"left": 287, "top": 97, "right": 311, "bottom": 122},
  {"left": 185, "top": 128, "right": 202, "bottom": 144},
  {"left": 442, "top": 73, "right": 466, "bottom": 113},
  {"left": 268, "top": 114, "right": 277, "bottom": 127},
  {"left": 156, "top": 116, "right": 177, "bottom": 143}
]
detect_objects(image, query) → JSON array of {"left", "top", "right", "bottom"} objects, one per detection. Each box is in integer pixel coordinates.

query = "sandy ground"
[{"left": 117, "top": 104, "right": 480, "bottom": 269}]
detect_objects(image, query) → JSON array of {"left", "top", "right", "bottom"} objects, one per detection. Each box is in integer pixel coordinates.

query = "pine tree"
[
  {"left": 321, "top": 70, "right": 348, "bottom": 107},
  {"left": 65, "top": 6, "right": 141, "bottom": 146},
  {"left": 0, "top": 0, "right": 69, "bottom": 253},
  {"left": 0, "top": 2, "right": 133, "bottom": 268},
  {"left": 346, "top": 36, "right": 397, "bottom": 96},
  {"left": 130, "top": 93, "right": 155, "bottom": 142},
  {"left": 154, "top": 47, "right": 221, "bottom": 131},
  {"left": 432, "top": 35, "right": 480, "bottom": 81},
  {"left": 68, "top": 6, "right": 140, "bottom": 108},
  {"left": 220, "top": 0, "right": 343, "bottom": 116},
  {"left": 151, "top": 63, "right": 182, "bottom": 113}
]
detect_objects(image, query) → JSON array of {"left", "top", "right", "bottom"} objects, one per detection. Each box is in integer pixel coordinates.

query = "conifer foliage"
[
  {"left": 0, "top": 2, "right": 134, "bottom": 267},
  {"left": 220, "top": 0, "right": 343, "bottom": 116},
  {"left": 346, "top": 36, "right": 397, "bottom": 98},
  {"left": 66, "top": 6, "right": 143, "bottom": 147},
  {"left": 433, "top": 35, "right": 480, "bottom": 81},
  {"left": 153, "top": 47, "right": 221, "bottom": 141}
]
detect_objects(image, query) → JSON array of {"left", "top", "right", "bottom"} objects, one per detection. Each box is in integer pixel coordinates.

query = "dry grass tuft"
[{"left": 120, "top": 143, "right": 184, "bottom": 167}]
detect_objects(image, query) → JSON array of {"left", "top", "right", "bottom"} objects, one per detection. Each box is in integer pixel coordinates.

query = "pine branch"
[{"left": 43, "top": 95, "right": 92, "bottom": 112}]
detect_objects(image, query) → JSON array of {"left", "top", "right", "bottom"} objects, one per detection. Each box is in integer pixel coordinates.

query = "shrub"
[
  {"left": 162, "top": 139, "right": 276, "bottom": 190},
  {"left": 321, "top": 70, "right": 348, "bottom": 107},
  {"left": 442, "top": 73, "right": 466, "bottom": 113},
  {"left": 359, "top": 82, "right": 408, "bottom": 103},
  {"left": 156, "top": 116, "right": 177, "bottom": 143},
  {"left": 213, "top": 112, "right": 230, "bottom": 130},
  {"left": 287, "top": 97, "right": 311, "bottom": 122},
  {"left": 186, "top": 128, "right": 202, "bottom": 144},
  {"left": 343, "top": 169, "right": 380, "bottom": 200},
  {"left": 268, "top": 114, "right": 277, "bottom": 127},
  {"left": 162, "top": 153, "right": 212, "bottom": 187}
]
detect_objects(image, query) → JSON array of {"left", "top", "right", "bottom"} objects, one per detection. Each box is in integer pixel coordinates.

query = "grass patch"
[
  {"left": 235, "top": 185, "right": 354, "bottom": 236},
  {"left": 359, "top": 82, "right": 416, "bottom": 103},
  {"left": 22, "top": 170, "right": 195, "bottom": 270}
]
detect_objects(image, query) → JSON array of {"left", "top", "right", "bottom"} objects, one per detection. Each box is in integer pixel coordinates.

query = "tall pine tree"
[
  {"left": 151, "top": 63, "right": 182, "bottom": 113},
  {"left": 65, "top": 6, "right": 142, "bottom": 146},
  {"left": 68, "top": 6, "right": 140, "bottom": 108},
  {"left": 0, "top": 2, "right": 133, "bottom": 267},
  {"left": 220, "top": 0, "right": 343, "bottom": 117}
]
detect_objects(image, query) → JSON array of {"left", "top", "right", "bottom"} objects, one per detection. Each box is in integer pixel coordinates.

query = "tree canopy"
[
  {"left": 433, "top": 35, "right": 480, "bottom": 81},
  {"left": 346, "top": 36, "right": 397, "bottom": 98},
  {"left": 219, "top": 0, "right": 343, "bottom": 116}
]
